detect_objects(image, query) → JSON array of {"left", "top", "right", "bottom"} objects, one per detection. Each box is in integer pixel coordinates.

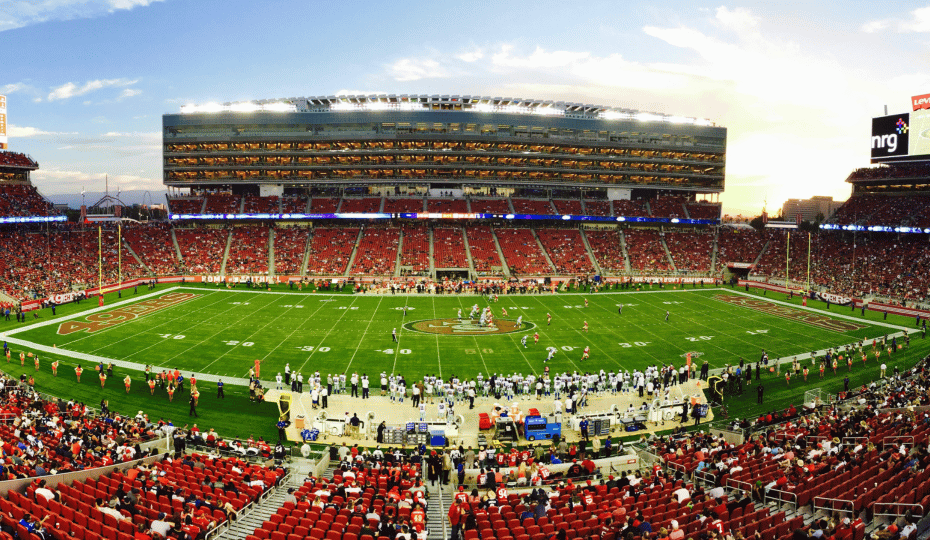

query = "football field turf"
[
  {"left": 2, "top": 283, "right": 927, "bottom": 441},
  {"left": 5, "top": 285, "right": 909, "bottom": 381}
]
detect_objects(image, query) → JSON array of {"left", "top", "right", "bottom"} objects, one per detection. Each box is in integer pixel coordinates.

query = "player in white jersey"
[
  {"left": 521, "top": 335, "right": 528, "bottom": 348},
  {"left": 516, "top": 315, "right": 523, "bottom": 328},
  {"left": 546, "top": 347, "right": 556, "bottom": 363},
  {"left": 457, "top": 308, "right": 463, "bottom": 320}
]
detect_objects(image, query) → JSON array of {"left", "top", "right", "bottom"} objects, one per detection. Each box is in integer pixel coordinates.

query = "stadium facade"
[{"left": 163, "top": 95, "right": 726, "bottom": 199}]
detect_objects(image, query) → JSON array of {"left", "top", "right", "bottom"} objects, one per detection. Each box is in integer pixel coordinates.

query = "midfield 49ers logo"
[
  {"left": 57, "top": 293, "right": 201, "bottom": 335},
  {"left": 404, "top": 318, "right": 535, "bottom": 336}
]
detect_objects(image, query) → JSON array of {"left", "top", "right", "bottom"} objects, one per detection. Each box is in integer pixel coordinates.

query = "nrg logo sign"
[{"left": 871, "top": 114, "right": 910, "bottom": 160}]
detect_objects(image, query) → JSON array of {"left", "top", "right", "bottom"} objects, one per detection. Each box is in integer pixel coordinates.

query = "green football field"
[
  {"left": 2, "top": 283, "right": 927, "bottom": 441},
  {"left": 4, "top": 285, "right": 910, "bottom": 379}
]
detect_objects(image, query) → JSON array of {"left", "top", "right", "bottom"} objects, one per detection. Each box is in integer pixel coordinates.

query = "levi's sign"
[{"left": 913, "top": 94, "right": 930, "bottom": 111}]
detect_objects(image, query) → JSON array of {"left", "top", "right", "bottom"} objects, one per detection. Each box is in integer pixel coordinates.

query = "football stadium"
[{"left": 2, "top": 88, "right": 930, "bottom": 540}]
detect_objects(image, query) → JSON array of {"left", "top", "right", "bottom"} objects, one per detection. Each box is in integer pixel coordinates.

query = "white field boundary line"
[
  {"left": 720, "top": 289, "right": 908, "bottom": 332},
  {"left": 702, "top": 289, "right": 911, "bottom": 373},
  {"left": 0, "top": 335, "right": 251, "bottom": 386},
  {"left": 1, "top": 286, "right": 183, "bottom": 337}
]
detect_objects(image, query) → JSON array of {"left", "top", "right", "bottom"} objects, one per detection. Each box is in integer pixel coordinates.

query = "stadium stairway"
[
  {"left": 531, "top": 229, "right": 557, "bottom": 273},
  {"left": 268, "top": 228, "right": 276, "bottom": 277},
  {"left": 710, "top": 227, "right": 719, "bottom": 273},
  {"left": 223, "top": 462, "right": 309, "bottom": 540},
  {"left": 300, "top": 229, "right": 313, "bottom": 275},
  {"left": 343, "top": 228, "right": 365, "bottom": 278},
  {"left": 580, "top": 229, "right": 603, "bottom": 275},
  {"left": 506, "top": 197, "right": 516, "bottom": 214},
  {"left": 395, "top": 229, "right": 404, "bottom": 278},
  {"left": 425, "top": 474, "right": 453, "bottom": 540},
  {"left": 121, "top": 238, "right": 150, "bottom": 274},
  {"left": 753, "top": 238, "right": 772, "bottom": 268},
  {"left": 490, "top": 229, "right": 513, "bottom": 279},
  {"left": 170, "top": 227, "right": 183, "bottom": 263},
  {"left": 618, "top": 230, "right": 632, "bottom": 273},
  {"left": 461, "top": 228, "right": 478, "bottom": 277},
  {"left": 219, "top": 229, "right": 233, "bottom": 275},
  {"left": 660, "top": 233, "right": 679, "bottom": 273},
  {"left": 428, "top": 228, "right": 435, "bottom": 277}
]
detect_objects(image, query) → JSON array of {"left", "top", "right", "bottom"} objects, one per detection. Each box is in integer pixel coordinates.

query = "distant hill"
[{"left": 44, "top": 190, "right": 169, "bottom": 209}]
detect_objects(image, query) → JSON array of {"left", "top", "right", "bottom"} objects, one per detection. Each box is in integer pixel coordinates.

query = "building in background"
[{"left": 781, "top": 196, "right": 843, "bottom": 223}]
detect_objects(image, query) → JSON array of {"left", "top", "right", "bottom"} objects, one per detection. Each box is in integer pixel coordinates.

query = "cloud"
[
  {"left": 117, "top": 88, "right": 142, "bottom": 100},
  {"left": 456, "top": 49, "right": 484, "bottom": 62},
  {"left": 862, "top": 6, "right": 930, "bottom": 33},
  {"left": 31, "top": 168, "right": 162, "bottom": 194},
  {"left": 7, "top": 124, "right": 77, "bottom": 137},
  {"left": 713, "top": 6, "right": 760, "bottom": 31},
  {"left": 0, "top": 0, "right": 164, "bottom": 32},
  {"left": 47, "top": 78, "right": 139, "bottom": 101},
  {"left": 387, "top": 58, "right": 452, "bottom": 81}
]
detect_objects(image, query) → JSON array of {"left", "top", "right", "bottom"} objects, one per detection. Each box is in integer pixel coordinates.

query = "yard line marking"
[
  {"left": 174, "top": 294, "right": 295, "bottom": 370},
  {"left": 664, "top": 294, "right": 847, "bottom": 357},
  {"left": 452, "top": 297, "right": 492, "bottom": 377},
  {"left": 431, "top": 295, "right": 442, "bottom": 379},
  {"left": 297, "top": 295, "right": 363, "bottom": 375},
  {"left": 85, "top": 291, "right": 235, "bottom": 355},
  {"left": 256, "top": 293, "right": 337, "bottom": 365},
  {"left": 341, "top": 295, "right": 385, "bottom": 376}
]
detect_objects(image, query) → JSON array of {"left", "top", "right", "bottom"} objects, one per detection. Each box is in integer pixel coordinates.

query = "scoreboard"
[{"left": 870, "top": 93, "right": 930, "bottom": 164}]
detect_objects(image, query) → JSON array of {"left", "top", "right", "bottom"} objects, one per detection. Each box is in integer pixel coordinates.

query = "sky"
[{"left": 1, "top": 0, "right": 929, "bottom": 216}]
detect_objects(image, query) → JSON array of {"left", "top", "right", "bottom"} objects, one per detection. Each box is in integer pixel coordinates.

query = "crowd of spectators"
[
  {"left": 400, "top": 225, "right": 430, "bottom": 274},
  {"left": 226, "top": 226, "right": 270, "bottom": 275},
  {"left": 585, "top": 230, "right": 626, "bottom": 274},
  {"left": 434, "top": 228, "right": 468, "bottom": 268},
  {"left": 495, "top": 229, "right": 553, "bottom": 275},
  {"left": 385, "top": 198, "right": 425, "bottom": 214},
  {"left": 470, "top": 199, "right": 511, "bottom": 214},
  {"left": 665, "top": 231, "right": 713, "bottom": 273},
  {"left": 351, "top": 228, "right": 400, "bottom": 275},
  {"left": 649, "top": 196, "right": 688, "bottom": 219},
  {"left": 123, "top": 222, "right": 183, "bottom": 276},
  {"left": 0, "top": 184, "right": 58, "bottom": 217},
  {"left": 306, "top": 228, "right": 359, "bottom": 276},
  {"left": 624, "top": 230, "right": 672, "bottom": 273},
  {"left": 536, "top": 230, "right": 594, "bottom": 274},
  {"left": 466, "top": 226, "right": 505, "bottom": 276},
  {"left": 175, "top": 227, "right": 229, "bottom": 274},
  {"left": 273, "top": 227, "right": 310, "bottom": 275},
  {"left": 511, "top": 199, "right": 557, "bottom": 216},
  {"left": 0, "top": 151, "right": 38, "bottom": 168}
]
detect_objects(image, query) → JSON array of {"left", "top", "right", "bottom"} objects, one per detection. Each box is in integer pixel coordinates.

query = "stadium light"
[{"left": 229, "top": 102, "right": 261, "bottom": 113}]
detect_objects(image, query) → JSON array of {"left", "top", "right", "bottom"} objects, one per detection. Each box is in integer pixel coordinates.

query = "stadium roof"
[{"left": 178, "top": 94, "right": 717, "bottom": 127}]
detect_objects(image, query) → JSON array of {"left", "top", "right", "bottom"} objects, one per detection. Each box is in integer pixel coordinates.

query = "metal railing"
[
  {"left": 813, "top": 495, "right": 855, "bottom": 515},
  {"left": 873, "top": 501, "right": 925, "bottom": 520},
  {"left": 765, "top": 487, "right": 798, "bottom": 511}
]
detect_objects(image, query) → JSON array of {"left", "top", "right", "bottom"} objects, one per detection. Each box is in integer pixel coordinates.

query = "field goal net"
[{"left": 804, "top": 388, "right": 826, "bottom": 410}]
